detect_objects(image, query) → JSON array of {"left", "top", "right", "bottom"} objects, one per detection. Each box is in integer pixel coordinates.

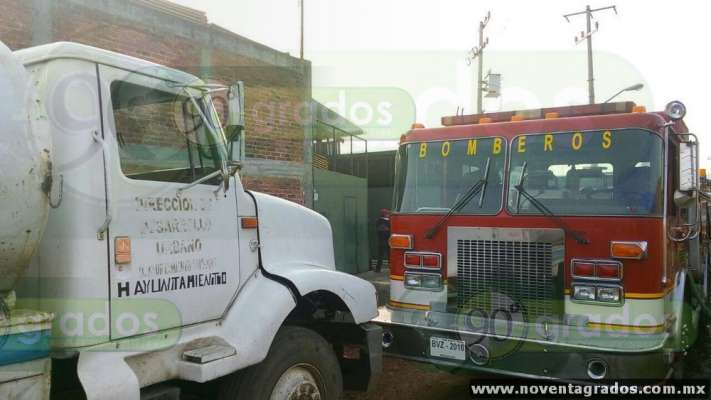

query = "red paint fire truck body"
[{"left": 374, "top": 101, "right": 710, "bottom": 380}]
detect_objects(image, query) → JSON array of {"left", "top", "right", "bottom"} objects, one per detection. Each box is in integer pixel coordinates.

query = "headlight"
[
  {"left": 665, "top": 100, "right": 686, "bottom": 121},
  {"left": 404, "top": 273, "right": 422, "bottom": 288},
  {"left": 597, "top": 286, "right": 622, "bottom": 303},
  {"left": 573, "top": 285, "right": 596, "bottom": 301},
  {"left": 572, "top": 285, "right": 623, "bottom": 305},
  {"left": 404, "top": 272, "right": 443, "bottom": 291},
  {"left": 421, "top": 274, "right": 443, "bottom": 290}
]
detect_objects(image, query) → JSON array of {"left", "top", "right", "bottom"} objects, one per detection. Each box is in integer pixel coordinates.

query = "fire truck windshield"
[
  {"left": 394, "top": 137, "right": 506, "bottom": 214},
  {"left": 508, "top": 129, "right": 663, "bottom": 216}
]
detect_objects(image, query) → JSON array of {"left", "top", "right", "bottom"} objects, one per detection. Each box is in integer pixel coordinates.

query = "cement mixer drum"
[{"left": 0, "top": 41, "right": 52, "bottom": 293}]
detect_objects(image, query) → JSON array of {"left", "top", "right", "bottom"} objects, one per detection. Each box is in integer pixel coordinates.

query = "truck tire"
[{"left": 218, "top": 326, "right": 343, "bottom": 400}]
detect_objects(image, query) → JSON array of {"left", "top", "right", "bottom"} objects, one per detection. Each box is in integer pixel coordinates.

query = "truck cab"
[
  {"left": 375, "top": 101, "right": 709, "bottom": 380},
  {"left": 0, "top": 41, "right": 381, "bottom": 400}
]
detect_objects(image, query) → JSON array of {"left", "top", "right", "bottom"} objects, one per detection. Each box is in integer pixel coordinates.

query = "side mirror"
[
  {"left": 217, "top": 161, "right": 244, "bottom": 197},
  {"left": 226, "top": 82, "right": 245, "bottom": 163},
  {"left": 227, "top": 82, "right": 245, "bottom": 129},
  {"left": 669, "top": 129, "right": 702, "bottom": 242},
  {"left": 678, "top": 138, "right": 698, "bottom": 193}
]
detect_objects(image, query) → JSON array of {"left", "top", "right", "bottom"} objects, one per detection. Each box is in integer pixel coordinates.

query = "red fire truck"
[{"left": 374, "top": 101, "right": 711, "bottom": 380}]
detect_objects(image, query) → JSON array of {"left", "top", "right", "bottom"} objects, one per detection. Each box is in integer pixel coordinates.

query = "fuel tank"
[{"left": 0, "top": 40, "right": 52, "bottom": 293}]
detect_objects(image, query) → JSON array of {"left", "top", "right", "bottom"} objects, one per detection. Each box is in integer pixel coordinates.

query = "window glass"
[
  {"left": 394, "top": 137, "right": 506, "bottom": 214},
  {"left": 508, "top": 129, "right": 664, "bottom": 216},
  {"left": 111, "top": 80, "right": 225, "bottom": 184}
]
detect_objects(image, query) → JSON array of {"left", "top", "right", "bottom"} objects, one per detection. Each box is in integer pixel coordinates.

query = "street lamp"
[{"left": 603, "top": 83, "right": 644, "bottom": 103}]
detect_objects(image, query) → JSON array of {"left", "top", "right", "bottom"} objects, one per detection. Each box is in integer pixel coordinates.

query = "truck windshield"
[
  {"left": 508, "top": 129, "right": 663, "bottom": 216},
  {"left": 394, "top": 137, "right": 506, "bottom": 214}
]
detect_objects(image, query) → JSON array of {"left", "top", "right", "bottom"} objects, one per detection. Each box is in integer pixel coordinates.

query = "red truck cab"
[{"left": 375, "top": 101, "right": 708, "bottom": 380}]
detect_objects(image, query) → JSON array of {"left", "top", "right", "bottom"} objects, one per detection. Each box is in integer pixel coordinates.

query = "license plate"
[{"left": 429, "top": 336, "right": 466, "bottom": 360}]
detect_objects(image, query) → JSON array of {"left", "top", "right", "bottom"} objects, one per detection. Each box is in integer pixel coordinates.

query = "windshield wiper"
[
  {"left": 425, "top": 157, "right": 491, "bottom": 239},
  {"left": 514, "top": 162, "right": 590, "bottom": 245}
]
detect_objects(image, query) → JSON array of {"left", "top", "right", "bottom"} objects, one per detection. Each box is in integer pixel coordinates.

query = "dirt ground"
[{"left": 344, "top": 357, "right": 473, "bottom": 400}]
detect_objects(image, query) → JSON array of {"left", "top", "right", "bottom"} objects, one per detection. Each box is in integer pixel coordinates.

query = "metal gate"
[{"left": 313, "top": 169, "right": 369, "bottom": 274}]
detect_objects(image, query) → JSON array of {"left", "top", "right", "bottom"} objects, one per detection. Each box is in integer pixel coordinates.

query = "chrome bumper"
[{"left": 373, "top": 306, "right": 674, "bottom": 380}]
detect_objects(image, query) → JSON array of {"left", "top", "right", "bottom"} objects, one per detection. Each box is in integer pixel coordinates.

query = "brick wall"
[
  {"left": 242, "top": 176, "right": 305, "bottom": 205},
  {"left": 51, "top": 3, "right": 202, "bottom": 70},
  {"left": 0, "top": 0, "right": 31, "bottom": 50},
  {"left": 0, "top": 0, "right": 312, "bottom": 205},
  {"left": 209, "top": 49, "right": 309, "bottom": 165}
]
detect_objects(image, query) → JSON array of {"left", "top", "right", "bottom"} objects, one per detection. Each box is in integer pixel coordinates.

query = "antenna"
[{"left": 563, "top": 5, "right": 617, "bottom": 104}]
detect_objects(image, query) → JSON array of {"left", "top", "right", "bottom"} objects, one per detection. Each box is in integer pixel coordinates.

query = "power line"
[{"left": 563, "top": 4, "right": 617, "bottom": 104}]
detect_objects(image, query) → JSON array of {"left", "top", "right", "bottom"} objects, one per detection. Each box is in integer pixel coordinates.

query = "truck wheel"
[{"left": 218, "top": 326, "right": 343, "bottom": 400}]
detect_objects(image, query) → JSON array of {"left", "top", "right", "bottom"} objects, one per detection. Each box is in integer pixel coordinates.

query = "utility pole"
[
  {"left": 564, "top": 5, "right": 617, "bottom": 104},
  {"left": 466, "top": 11, "right": 491, "bottom": 114},
  {"left": 300, "top": 0, "right": 305, "bottom": 59}
]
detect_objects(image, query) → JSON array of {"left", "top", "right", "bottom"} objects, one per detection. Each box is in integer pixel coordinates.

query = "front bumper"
[
  {"left": 373, "top": 306, "right": 674, "bottom": 380},
  {"left": 358, "top": 322, "right": 383, "bottom": 390},
  {"left": 330, "top": 322, "right": 382, "bottom": 392}
]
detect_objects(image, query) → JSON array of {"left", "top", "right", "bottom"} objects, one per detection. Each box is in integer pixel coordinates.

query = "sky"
[{"left": 173, "top": 0, "right": 711, "bottom": 166}]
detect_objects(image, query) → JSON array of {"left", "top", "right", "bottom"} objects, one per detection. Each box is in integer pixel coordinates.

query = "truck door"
[{"left": 98, "top": 65, "right": 240, "bottom": 340}]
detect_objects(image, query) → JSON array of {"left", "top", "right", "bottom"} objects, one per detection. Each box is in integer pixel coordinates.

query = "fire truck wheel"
[{"left": 218, "top": 325, "right": 343, "bottom": 400}]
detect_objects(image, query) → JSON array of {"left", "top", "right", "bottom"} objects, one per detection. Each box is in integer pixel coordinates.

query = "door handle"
[{"left": 93, "top": 131, "right": 112, "bottom": 240}]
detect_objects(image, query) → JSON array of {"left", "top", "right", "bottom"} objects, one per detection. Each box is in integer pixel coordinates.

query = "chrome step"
[{"left": 182, "top": 344, "right": 236, "bottom": 364}]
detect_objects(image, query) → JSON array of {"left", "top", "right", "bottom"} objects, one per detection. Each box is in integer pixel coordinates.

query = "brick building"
[{"left": 0, "top": 0, "right": 313, "bottom": 206}]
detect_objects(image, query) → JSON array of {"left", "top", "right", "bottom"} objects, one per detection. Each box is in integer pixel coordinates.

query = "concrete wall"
[{"left": 0, "top": 0, "right": 313, "bottom": 206}]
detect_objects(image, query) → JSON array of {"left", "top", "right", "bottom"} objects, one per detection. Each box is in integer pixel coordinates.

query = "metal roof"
[
  {"left": 313, "top": 101, "right": 364, "bottom": 139},
  {"left": 14, "top": 42, "right": 201, "bottom": 85}
]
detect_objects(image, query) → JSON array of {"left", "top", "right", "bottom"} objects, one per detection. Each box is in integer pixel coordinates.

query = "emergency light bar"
[{"left": 441, "top": 101, "right": 639, "bottom": 127}]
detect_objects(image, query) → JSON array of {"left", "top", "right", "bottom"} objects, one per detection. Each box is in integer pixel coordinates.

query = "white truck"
[{"left": 0, "top": 40, "right": 381, "bottom": 400}]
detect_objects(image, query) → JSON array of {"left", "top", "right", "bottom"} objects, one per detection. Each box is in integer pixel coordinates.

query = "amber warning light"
[
  {"left": 389, "top": 234, "right": 413, "bottom": 250},
  {"left": 441, "top": 102, "right": 637, "bottom": 127},
  {"left": 115, "top": 237, "right": 132, "bottom": 265},
  {"left": 241, "top": 217, "right": 259, "bottom": 230},
  {"left": 610, "top": 241, "right": 648, "bottom": 260}
]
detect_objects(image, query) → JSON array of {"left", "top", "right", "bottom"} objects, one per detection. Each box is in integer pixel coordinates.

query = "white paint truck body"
[{"left": 0, "top": 41, "right": 380, "bottom": 400}]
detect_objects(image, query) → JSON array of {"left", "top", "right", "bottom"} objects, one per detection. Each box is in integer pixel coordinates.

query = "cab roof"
[
  {"left": 403, "top": 102, "right": 688, "bottom": 144},
  {"left": 15, "top": 42, "right": 201, "bottom": 85}
]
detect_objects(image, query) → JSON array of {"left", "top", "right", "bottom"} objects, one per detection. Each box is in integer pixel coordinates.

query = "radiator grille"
[{"left": 457, "top": 239, "right": 554, "bottom": 319}]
